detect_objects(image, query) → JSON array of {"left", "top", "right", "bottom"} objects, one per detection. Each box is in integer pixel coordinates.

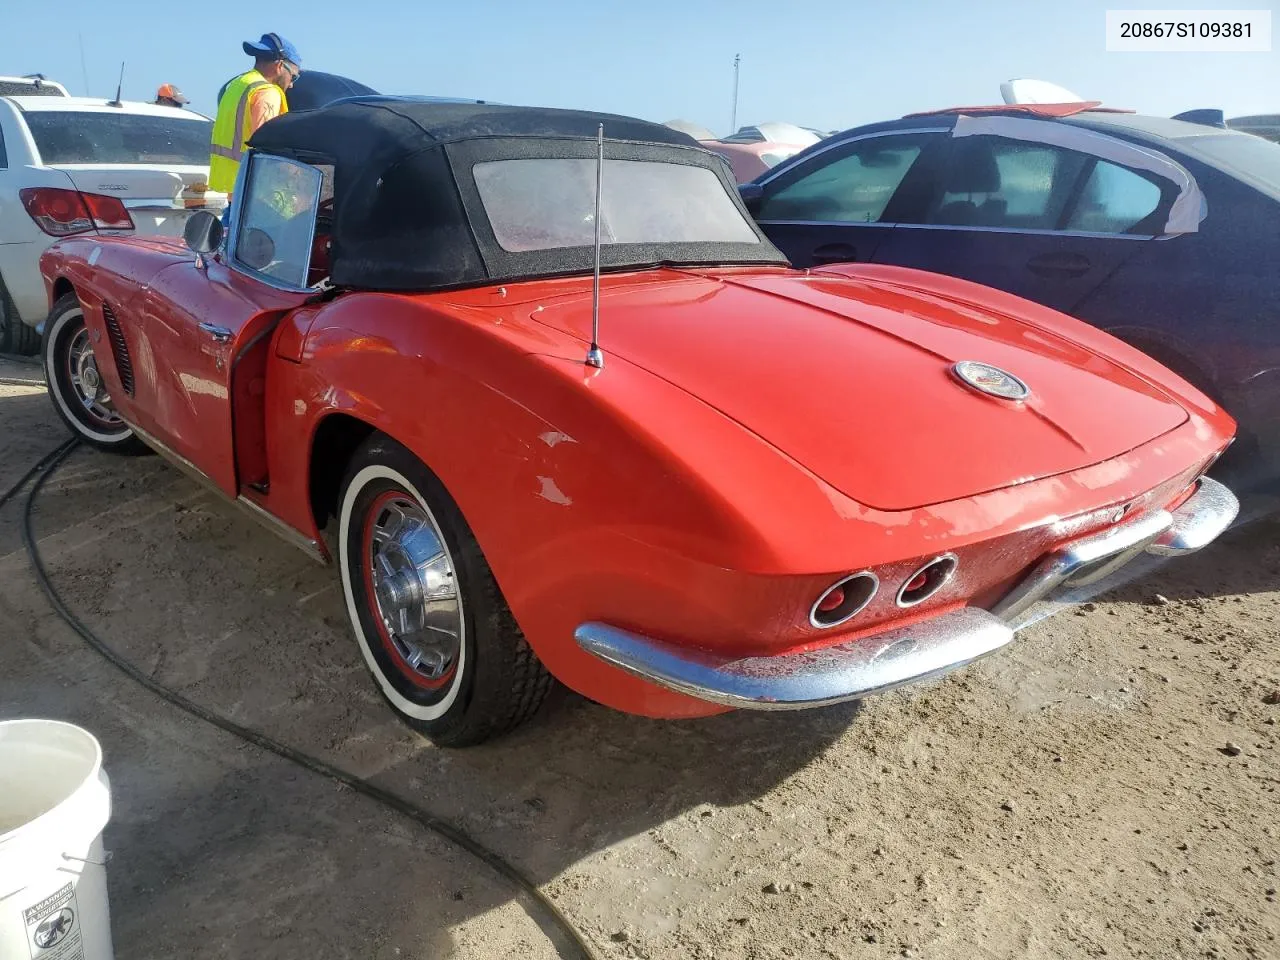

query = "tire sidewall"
[
  {"left": 339, "top": 457, "right": 473, "bottom": 724},
  {"left": 44, "top": 296, "right": 135, "bottom": 447},
  {"left": 0, "top": 277, "right": 36, "bottom": 355}
]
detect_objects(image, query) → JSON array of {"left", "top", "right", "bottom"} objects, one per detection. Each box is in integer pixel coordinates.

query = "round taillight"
[
  {"left": 810, "top": 572, "right": 878, "bottom": 628},
  {"left": 896, "top": 555, "right": 958, "bottom": 608}
]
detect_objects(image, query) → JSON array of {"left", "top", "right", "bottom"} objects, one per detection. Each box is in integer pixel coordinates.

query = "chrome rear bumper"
[
  {"left": 991, "top": 475, "right": 1237, "bottom": 621},
  {"left": 1148, "top": 475, "right": 1239, "bottom": 555},
  {"left": 575, "top": 608, "right": 1013, "bottom": 711},
  {"left": 573, "top": 476, "right": 1238, "bottom": 711}
]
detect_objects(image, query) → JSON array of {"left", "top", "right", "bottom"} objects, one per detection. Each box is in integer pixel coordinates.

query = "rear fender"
[{"left": 1100, "top": 326, "right": 1221, "bottom": 407}]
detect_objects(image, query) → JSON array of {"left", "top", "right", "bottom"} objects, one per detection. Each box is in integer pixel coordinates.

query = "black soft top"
[{"left": 248, "top": 97, "right": 785, "bottom": 291}]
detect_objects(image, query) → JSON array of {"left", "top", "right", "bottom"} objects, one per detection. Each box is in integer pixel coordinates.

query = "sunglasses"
[{"left": 280, "top": 62, "right": 300, "bottom": 82}]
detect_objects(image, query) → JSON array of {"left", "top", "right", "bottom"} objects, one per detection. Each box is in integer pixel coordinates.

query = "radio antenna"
[
  {"left": 585, "top": 122, "right": 605, "bottom": 370},
  {"left": 730, "top": 53, "right": 741, "bottom": 134},
  {"left": 107, "top": 61, "right": 125, "bottom": 107}
]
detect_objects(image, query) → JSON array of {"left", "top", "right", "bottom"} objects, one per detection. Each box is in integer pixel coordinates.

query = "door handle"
[
  {"left": 1026, "top": 251, "right": 1091, "bottom": 279},
  {"left": 811, "top": 242, "right": 858, "bottom": 265},
  {"left": 198, "top": 322, "right": 232, "bottom": 343}
]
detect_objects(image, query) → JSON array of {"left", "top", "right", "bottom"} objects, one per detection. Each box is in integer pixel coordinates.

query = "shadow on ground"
[{"left": 1, "top": 422, "right": 859, "bottom": 958}]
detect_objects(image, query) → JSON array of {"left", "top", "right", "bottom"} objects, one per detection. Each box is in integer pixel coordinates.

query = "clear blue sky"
[{"left": 3, "top": 0, "right": 1276, "bottom": 134}]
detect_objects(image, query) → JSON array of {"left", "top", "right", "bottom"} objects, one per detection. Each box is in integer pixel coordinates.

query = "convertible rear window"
[
  {"left": 23, "top": 111, "right": 211, "bottom": 165},
  {"left": 473, "top": 158, "right": 761, "bottom": 252}
]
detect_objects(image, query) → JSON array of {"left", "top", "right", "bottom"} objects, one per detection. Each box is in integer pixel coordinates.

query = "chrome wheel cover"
[
  {"left": 66, "top": 325, "right": 121, "bottom": 428},
  {"left": 366, "top": 494, "right": 461, "bottom": 683}
]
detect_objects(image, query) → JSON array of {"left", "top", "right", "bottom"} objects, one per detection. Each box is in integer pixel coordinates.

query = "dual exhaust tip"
[{"left": 809, "top": 555, "right": 959, "bottom": 629}]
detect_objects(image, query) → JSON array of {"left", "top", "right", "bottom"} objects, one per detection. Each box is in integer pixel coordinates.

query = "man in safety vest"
[{"left": 208, "top": 32, "right": 302, "bottom": 196}]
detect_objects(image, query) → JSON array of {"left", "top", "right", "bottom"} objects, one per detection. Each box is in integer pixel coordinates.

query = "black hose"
[
  {"left": 0, "top": 438, "right": 74, "bottom": 511},
  {"left": 9, "top": 441, "right": 597, "bottom": 960}
]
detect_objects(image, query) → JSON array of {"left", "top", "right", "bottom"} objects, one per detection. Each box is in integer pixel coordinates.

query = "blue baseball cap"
[{"left": 242, "top": 33, "right": 302, "bottom": 67}]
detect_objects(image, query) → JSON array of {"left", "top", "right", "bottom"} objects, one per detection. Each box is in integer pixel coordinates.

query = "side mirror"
[
  {"left": 738, "top": 182, "right": 764, "bottom": 216},
  {"left": 184, "top": 210, "right": 223, "bottom": 255}
]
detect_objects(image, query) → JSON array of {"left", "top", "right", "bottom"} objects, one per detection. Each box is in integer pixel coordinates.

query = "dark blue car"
[{"left": 740, "top": 105, "right": 1280, "bottom": 486}]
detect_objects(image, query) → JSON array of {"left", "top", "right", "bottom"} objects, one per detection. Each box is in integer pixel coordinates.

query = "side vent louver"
[{"left": 101, "top": 303, "right": 135, "bottom": 397}]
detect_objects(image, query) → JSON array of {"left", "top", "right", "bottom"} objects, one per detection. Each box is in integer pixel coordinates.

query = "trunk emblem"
[{"left": 952, "top": 361, "right": 1030, "bottom": 401}]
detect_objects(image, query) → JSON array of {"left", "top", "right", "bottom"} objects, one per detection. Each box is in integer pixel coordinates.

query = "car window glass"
[
  {"left": 924, "top": 137, "right": 1087, "bottom": 230},
  {"left": 1063, "top": 160, "right": 1164, "bottom": 234},
  {"left": 755, "top": 136, "right": 928, "bottom": 223},
  {"left": 22, "top": 111, "right": 211, "bottom": 165},
  {"left": 0, "top": 125, "right": 6, "bottom": 168},
  {"left": 234, "top": 154, "right": 322, "bottom": 288},
  {"left": 474, "top": 158, "right": 759, "bottom": 252}
]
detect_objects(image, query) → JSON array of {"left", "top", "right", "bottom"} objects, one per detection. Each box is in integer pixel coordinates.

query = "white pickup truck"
[{"left": 0, "top": 94, "right": 225, "bottom": 353}]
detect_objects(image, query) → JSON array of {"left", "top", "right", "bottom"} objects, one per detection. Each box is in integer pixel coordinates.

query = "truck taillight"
[{"left": 19, "top": 188, "right": 133, "bottom": 236}]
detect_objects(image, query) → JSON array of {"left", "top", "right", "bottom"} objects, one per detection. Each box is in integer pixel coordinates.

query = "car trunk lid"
[{"left": 528, "top": 269, "right": 1188, "bottom": 511}]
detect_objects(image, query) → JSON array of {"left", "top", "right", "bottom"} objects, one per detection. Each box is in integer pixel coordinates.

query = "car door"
[
  {"left": 133, "top": 153, "right": 323, "bottom": 497},
  {"left": 870, "top": 129, "right": 1179, "bottom": 315},
  {"left": 749, "top": 129, "right": 949, "bottom": 267}
]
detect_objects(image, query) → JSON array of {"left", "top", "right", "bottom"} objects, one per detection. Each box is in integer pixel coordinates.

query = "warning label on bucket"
[{"left": 22, "top": 883, "right": 84, "bottom": 960}]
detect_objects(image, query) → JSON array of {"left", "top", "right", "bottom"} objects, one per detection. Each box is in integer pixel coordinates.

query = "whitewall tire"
[
  {"left": 336, "top": 434, "right": 553, "bottom": 746},
  {"left": 42, "top": 293, "right": 146, "bottom": 454}
]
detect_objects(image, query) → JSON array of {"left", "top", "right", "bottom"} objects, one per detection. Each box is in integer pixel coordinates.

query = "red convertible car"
[{"left": 39, "top": 98, "right": 1239, "bottom": 745}]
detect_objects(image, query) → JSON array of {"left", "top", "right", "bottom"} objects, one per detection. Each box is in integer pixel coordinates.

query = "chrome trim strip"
[
  {"left": 755, "top": 222, "right": 1153, "bottom": 243},
  {"left": 124, "top": 418, "right": 327, "bottom": 565},
  {"left": 887, "top": 222, "right": 1156, "bottom": 241},
  {"left": 234, "top": 493, "right": 328, "bottom": 564},
  {"left": 574, "top": 608, "right": 1012, "bottom": 710},
  {"left": 756, "top": 219, "right": 900, "bottom": 229},
  {"left": 125, "top": 417, "right": 215, "bottom": 485},
  {"left": 122, "top": 200, "right": 195, "bottom": 211},
  {"left": 1147, "top": 476, "right": 1239, "bottom": 556},
  {"left": 991, "top": 509, "right": 1173, "bottom": 622}
]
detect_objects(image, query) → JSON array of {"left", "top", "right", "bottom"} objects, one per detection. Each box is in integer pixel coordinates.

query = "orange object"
[
  {"left": 904, "top": 101, "right": 1136, "bottom": 119},
  {"left": 154, "top": 83, "right": 188, "bottom": 105},
  {"left": 40, "top": 235, "right": 1235, "bottom": 720}
]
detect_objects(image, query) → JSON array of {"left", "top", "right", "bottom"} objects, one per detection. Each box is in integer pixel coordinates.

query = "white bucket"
[{"left": 0, "top": 719, "right": 114, "bottom": 960}]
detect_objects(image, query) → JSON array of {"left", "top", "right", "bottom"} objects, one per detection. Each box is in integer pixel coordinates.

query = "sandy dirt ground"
[{"left": 0, "top": 356, "right": 1277, "bottom": 960}]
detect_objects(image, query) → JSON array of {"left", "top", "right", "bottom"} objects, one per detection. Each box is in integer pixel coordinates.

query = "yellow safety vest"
[{"left": 208, "top": 70, "right": 288, "bottom": 193}]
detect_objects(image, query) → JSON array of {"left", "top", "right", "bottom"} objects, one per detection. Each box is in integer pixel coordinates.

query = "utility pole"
[
  {"left": 730, "top": 53, "right": 741, "bottom": 135},
  {"left": 78, "top": 33, "right": 90, "bottom": 97}
]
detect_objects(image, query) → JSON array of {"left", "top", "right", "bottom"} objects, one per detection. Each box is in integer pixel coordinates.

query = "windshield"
[
  {"left": 473, "top": 157, "right": 761, "bottom": 253},
  {"left": 23, "top": 111, "right": 211, "bottom": 165},
  {"left": 1183, "top": 133, "right": 1280, "bottom": 202}
]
